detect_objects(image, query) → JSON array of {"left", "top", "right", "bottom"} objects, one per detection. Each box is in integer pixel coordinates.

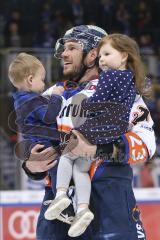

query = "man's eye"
[{"left": 68, "top": 46, "right": 75, "bottom": 51}]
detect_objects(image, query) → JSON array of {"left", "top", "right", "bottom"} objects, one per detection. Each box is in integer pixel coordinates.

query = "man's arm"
[{"left": 68, "top": 129, "right": 155, "bottom": 165}]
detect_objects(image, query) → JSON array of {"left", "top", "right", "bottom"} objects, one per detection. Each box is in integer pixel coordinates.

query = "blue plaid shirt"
[{"left": 13, "top": 91, "right": 62, "bottom": 149}]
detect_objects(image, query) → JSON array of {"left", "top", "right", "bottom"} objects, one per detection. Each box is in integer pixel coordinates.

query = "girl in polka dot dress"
[
  {"left": 44, "top": 34, "right": 148, "bottom": 237},
  {"left": 82, "top": 33, "right": 148, "bottom": 144}
]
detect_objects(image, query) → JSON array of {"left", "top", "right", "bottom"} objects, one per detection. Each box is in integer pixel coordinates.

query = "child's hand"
[{"left": 52, "top": 86, "right": 65, "bottom": 96}]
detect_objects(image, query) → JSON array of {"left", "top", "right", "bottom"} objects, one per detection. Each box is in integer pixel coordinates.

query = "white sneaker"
[
  {"left": 44, "top": 194, "right": 71, "bottom": 220},
  {"left": 68, "top": 208, "right": 94, "bottom": 237}
]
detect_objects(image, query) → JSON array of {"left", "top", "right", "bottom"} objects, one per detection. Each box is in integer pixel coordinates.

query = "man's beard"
[{"left": 63, "top": 63, "right": 86, "bottom": 82}]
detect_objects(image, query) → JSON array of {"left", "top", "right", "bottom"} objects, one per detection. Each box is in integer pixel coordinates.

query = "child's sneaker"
[
  {"left": 44, "top": 194, "right": 71, "bottom": 220},
  {"left": 68, "top": 208, "right": 94, "bottom": 237}
]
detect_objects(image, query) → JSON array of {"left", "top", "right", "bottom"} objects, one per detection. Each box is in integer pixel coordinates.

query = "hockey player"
[{"left": 22, "top": 25, "right": 156, "bottom": 240}]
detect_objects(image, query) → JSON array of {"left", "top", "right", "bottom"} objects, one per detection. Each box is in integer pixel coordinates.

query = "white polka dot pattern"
[{"left": 81, "top": 69, "right": 136, "bottom": 144}]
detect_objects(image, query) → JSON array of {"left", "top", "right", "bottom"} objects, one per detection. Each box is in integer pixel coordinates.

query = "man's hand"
[
  {"left": 63, "top": 130, "right": 97, "bottom": 159},
  {"left": 26, "top": 144, "right": 58, "bottom": 173}
]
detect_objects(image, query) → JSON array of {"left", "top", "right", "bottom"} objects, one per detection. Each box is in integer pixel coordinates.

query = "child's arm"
[
  {"left": 41, "top": 85, "right": 64, "bottom": 123},
  {"left": 86, "top": 70, "right": 114, "bottom": 103},
  {"left": 35, "top": 95, "right": 62, "bottom": 124}
]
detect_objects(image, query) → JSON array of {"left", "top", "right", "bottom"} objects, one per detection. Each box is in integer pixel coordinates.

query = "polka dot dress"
[{"left": 79, "top": 69, "right": 136, "bottom": 144}]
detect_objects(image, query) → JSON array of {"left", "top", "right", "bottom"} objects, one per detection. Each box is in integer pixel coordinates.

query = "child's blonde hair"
[
  {"left": 8, "top": 53, "right": 43, "bottom": 85},
  {"left": 98, "top": 34, "right": 150, "bottom": 98}
]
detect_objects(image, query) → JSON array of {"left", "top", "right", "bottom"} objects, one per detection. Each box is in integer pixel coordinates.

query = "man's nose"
[{"left": 61, "top": 48, "right": 69, "bottom": 58}]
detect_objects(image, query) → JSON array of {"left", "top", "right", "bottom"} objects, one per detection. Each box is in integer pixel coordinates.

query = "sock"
[{"left": 55, "top": 190, "right": 67, "bottom": 199}]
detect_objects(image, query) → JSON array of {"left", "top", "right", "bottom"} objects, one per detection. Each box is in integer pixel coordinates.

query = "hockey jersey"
[{"left": 44, "top": 79, "right": 156, "bottom": 159}]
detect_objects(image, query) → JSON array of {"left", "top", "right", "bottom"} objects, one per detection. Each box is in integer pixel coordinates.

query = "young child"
[
  {"left": 79, "top": 33, "right": 148, "bottom": 144},
  {"left": 8, "top": 52, "right": 64, "bottom": 188},
  {"left": 44, "top": 34, "right": 147, "bottom": 238}
]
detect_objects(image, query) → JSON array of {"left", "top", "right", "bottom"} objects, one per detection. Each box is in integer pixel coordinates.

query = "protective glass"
[{"left": 54, "top": 38, "right": 84, "bottom": 59}]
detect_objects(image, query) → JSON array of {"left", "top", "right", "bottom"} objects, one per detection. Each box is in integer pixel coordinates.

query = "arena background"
[{"left": 0, "top": 0, "right": 160, "bottom": 239}]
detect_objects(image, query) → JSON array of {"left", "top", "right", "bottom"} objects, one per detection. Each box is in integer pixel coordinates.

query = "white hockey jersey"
[{"left": 44, "top": 79, "right": 156, "bottom": 158}]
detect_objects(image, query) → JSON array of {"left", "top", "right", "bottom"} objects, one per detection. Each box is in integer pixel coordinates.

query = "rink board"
[{"left": 0, "top": 189, "right": 160, "bottom": 240}]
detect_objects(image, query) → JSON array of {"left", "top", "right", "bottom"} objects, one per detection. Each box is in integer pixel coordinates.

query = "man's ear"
[
  {"left": 86, "top": 48, "right": 98, "bottom": 66},
  {"left": 89, "top": 48, "right": 98, "bottom": 60}
]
